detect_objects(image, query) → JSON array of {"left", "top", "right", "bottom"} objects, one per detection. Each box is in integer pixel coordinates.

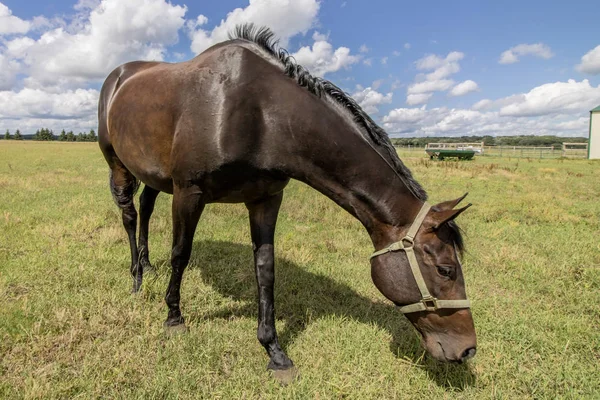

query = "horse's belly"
[{"left": 202, "top": 172, "right": 290, "bottom": 204}]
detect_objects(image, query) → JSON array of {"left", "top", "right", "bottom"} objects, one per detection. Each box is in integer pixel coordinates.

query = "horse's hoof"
[
  {"left": 271, "top": 366, "right": 299, "bottom": 386},
  {"left": 164, "top": 321, "right": 188, "bottom": 336}
]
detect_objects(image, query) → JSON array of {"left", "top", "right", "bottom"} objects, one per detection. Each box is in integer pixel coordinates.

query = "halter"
[{"left": 370, "top": 202, "right": 471, "bottom": 314}]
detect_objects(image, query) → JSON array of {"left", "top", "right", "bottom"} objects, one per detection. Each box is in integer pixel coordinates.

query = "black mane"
[{"left": 230, "top": 24, "right": 427, "bottom": 201}]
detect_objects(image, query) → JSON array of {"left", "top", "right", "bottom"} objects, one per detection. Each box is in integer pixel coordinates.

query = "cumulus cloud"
[
  {"left": 499, "top": 43, "right": 554, "bottom": 64},
  {"left": 408, "top": 79, "right": 454, "bottom": 95},
  {"left": 405, "top": 51, "right": 466, "bottom": 105},
  {"left": 576, "top": 45, "right": 600, "bottom": 75},
  {"left": 189, "top": 0, "right": 320, "bottom": 54},
  {"left": 0, "top": 53, "right": 20, "bottom": 90},
  {"left": 449, "top": 80, "right": 479, "bottom": 96},
  {"left": 0, "top": 88, "right": 99, "bottom": 132},
  {"left": 4, "top": 0, "right": 187, "bottom": 87},
  {"left": 293, "top": 32, "right": 360, "bottom": 76},
  {"left": 406, "top": 93, "right": 433, "bottom": 106},
  {"left": 351, "top": 87, "right": 393, "bottom": 114},
  {"left": 383, "top": 105, "right": 588, "bottom": 137},
  {"left": 498, "top": 79, "right": 600, "bottom": 117},
  {"left": 384, "top": 79, "right": 600, "bottom": 136},
  {"left": 0, "top": 3, "right": 30, "bottom": 35}
]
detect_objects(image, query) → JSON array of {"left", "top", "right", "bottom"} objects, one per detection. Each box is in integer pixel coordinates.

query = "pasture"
[{"left": 1, "top": 141, "right": 599, "bottom": 399}]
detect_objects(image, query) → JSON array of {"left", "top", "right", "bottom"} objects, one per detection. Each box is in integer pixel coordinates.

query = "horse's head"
[{"left": 370, "top": 194, "right": 476, "bottom": 363}]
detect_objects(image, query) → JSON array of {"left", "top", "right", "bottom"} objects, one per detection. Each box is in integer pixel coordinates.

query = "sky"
[{"left": 1, "top": 0, "right": 599, "bottom": 137}]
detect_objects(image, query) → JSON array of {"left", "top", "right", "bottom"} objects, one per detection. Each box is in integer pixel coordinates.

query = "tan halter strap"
[{"left": 370, "top": 202, "right": 471, "bottom": 314}]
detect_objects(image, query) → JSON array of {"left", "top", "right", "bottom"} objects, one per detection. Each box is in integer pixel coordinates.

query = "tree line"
[
  {"left": 391, "top": 135, "right": 589, "bottom": 148},
  {"left": 2, "top": 128, "right": 98, "bottom": 142}
]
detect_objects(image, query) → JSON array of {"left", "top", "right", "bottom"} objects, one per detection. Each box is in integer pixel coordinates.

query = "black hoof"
[
  {"left": 164, "top": 319, "right": 187, "bottom": 335},
  {"left": 131, "top": 283, "right": 142, "bottom": 294},
  {"left": 164, "top": 316, "right": 187, "bottom": 335},
  {"left": 140, "top": 258, "right": 156, "bottom": 276},
  {"left": 271, "top": 366, "right": 299, "bottom": 385}
]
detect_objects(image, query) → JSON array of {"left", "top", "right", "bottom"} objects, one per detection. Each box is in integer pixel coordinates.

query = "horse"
[{"left": 98, "top": 24, "right": 477, "bottom": 376}]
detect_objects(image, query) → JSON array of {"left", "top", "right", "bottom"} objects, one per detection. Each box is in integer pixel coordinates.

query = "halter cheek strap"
[{"left": 370, "top": 202, "right": 471, "bottom": 314}]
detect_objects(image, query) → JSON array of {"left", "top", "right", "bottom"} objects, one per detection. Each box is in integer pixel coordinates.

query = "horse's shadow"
[{"left": 160, "top": 239, "right": 475, "bottom": 389}]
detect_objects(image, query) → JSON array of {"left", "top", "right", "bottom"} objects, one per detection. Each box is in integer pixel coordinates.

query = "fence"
[
  {"left": 562, "top": 143, "right": 588, "bottom": 159},
  {"left": 394, "top": 144, "right": 588, "bottom": 159}
]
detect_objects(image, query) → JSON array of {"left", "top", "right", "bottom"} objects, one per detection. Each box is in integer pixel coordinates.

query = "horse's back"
[{"left": 99, "top": 41, "right": 295, "bottom": 198}]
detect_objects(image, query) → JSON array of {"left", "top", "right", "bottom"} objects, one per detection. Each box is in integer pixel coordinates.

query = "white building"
[{"left": 590, "top": 105, "right": 600, "bottom": 159}]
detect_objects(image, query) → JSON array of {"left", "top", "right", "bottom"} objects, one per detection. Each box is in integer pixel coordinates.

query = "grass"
[{"left": 1, "top": 141, "right": 599, "bottom": 399}]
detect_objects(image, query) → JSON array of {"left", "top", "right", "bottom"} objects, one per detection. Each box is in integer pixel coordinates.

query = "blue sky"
[{"left": 1, "top": 0, "right": 599, "bottom": 136}]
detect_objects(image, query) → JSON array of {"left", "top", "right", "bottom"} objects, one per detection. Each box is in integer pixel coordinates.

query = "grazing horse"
[{"left": 98, "top": 24, "right": 477, "bottom": 374}]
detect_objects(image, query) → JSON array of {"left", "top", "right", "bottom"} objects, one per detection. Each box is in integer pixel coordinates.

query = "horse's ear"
[
  {"left": 430, "top": 203, "right": 472, "bottom": 230},
  {"left": 434, "top": 193, "right": 469, "bottom": 211}
]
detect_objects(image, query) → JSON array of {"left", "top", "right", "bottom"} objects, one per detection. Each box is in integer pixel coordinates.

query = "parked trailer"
[{"left": 425, "top": 149, "right": 476, "bottom": 160}]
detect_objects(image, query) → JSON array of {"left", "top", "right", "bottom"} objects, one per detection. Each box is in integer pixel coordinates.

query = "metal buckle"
[{"left": 422, "top": 296, "right": 438, "bottom": 311}]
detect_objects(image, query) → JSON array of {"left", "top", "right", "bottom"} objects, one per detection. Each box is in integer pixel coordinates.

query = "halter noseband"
[{"left": 370, "top": 202, "right": 471, "bottom": 314}]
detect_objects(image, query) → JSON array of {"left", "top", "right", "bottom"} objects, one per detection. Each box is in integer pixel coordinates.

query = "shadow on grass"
[{"left": 160, "top": 239, "right": 475, "bottom": 390}]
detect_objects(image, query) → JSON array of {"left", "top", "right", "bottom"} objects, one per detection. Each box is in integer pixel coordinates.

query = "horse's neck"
[{"left": 282, "top": 114, "right": 422, "bottom": 247}]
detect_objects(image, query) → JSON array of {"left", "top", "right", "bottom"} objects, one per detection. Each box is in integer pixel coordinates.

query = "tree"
[
  {"left": 59, "top": 129, "right": 67, "bottom": 141},
  {"left": 4, "top": 129, "right": 10, "bottom": 140},
  {"left": 36, "top": 128, "right": 55, "bottom": 141},
  {"left": 14, "top": 130, "right": 22, "bottom": 140},
  {"left": 88, "top": 129, "right": 97, "bottom": 142},
  {"left": 66, "top": 131, "right": 75, "bottom": 142}
]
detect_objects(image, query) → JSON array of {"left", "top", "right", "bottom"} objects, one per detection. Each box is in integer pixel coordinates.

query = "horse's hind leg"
[
  {"left": 108, "top": 164, "right": 142, "bottom": 292},
  {"left": 138, "top": 185, "right": 160, "bottom": 274},
  {"left": 245, "top": 192, "right": 296, "bottom": 380}
]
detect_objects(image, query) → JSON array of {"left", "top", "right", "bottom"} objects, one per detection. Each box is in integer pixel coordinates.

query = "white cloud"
[
  {"left": 405, "top": 51, "right": 467, "bottom": 104},
  {"left": 406, "top": 93, "right": 433, "bottom": 106},
  {"left": 362, "top": 58, "right": 372, "bottom": 66},
  {"left": 449, "top": 80, "right": 479, "bottom": 96},
  {"left": 416, "top": 51, "right": 464, "bottom": 70},
  {"left": 472, "top": 99, "right": 492, "bottom": 110},
  {"left": 498, "top": 79, "right": 600, "bottom": 117},
  {"left": 189, "top": 0, "right": 320, "bottom": 54},
  {"left": 0, "top": 87, "right": 99, "bottom": 132},
  {"left": 372, "top": 79, "right": 384, "bottom": 90},
  {"left": 381, "top": 57, "right": 388, "bottom": 65},
  {"left": 5, "top": 0, "right": 187, "bottom": 87},
  {"left": 293, "top": 37, "right": 360, "bottom": 76},
  {"left": 0, "top": 53, "right": 20, "bottom": 90},
  {"left": 383, "top": 105, "right": 589, "bottom": 137},
  {"left": 359, "top": 44, "right": 369, "bottom": 53},
  {"left": 499, "top": 43, "right": 554, "bottom": 64},
  {"left": 0, "top": 3, "right": 30, "bottom": 35},
  {"left": 407, "top": 79, "right": 454, "bottom": 95},
  {"left": 392, "top": 50, "right": 401, "bottom": 57},
  {"left": 404, "top": 43, "right": 411, "bottom": 50},
  {"left": 351, "top": 87, "right": 392, "bottom": 114},
  {"left": 576, "top": 45, "right": 600, "bottom": 75}
]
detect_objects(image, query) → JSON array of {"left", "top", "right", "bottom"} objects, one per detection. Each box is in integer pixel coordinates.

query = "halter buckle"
[{"left": 421, "top": 296, "right": 439, "bottom": 312}]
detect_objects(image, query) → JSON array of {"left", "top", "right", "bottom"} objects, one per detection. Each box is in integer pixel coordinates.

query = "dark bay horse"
[{"left": 98, "top": 24, "right": 476, "bottom": 374}]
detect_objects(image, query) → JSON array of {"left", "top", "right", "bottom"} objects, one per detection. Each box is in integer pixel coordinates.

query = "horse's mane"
[{"left": 229, "top": 24, "right": 427, "bottom": 201}]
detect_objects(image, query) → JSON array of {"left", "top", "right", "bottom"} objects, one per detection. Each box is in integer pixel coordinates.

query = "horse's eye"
[{"left": 436, "top": 266, "right": 453, "bottom": 278}]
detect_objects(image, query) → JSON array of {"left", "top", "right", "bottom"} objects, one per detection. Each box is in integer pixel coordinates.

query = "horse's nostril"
[{"left": 461, "top": 347, "right": 477, "bottom": 361}]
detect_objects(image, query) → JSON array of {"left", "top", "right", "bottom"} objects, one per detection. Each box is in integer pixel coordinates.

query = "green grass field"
[{"left": 1, "top": 141, "right": 599, "bottom": 399}]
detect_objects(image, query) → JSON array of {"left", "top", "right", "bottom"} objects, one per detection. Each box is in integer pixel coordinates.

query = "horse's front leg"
[
  {"left": 164, "top": 185, "right": 205, "bottom": 331},
  {"left": 246, "top": 192, "right": 296, "bottom": 379}
]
